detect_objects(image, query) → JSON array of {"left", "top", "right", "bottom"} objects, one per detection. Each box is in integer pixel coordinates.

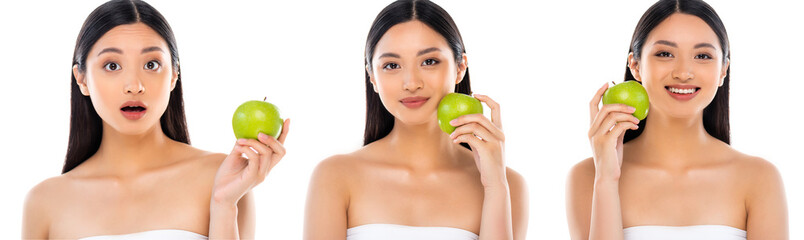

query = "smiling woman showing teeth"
[
  {"left": 303, "top": 1, "right": 528, "bottom": 240},
  {"left": 567, "top": 1, "right": 788, "bottom": 240},
  {"left": 21, "top": 1, "right": 289, "bottom": 239}
]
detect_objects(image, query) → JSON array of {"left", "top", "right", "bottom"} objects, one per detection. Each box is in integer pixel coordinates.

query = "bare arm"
[
  {"left": 567, "top": 159, "right": 594, "bottom": 240},
  {"left": 567, "top": 83, "right": 639, "bottom": 240},
  {"left": 237, "top": 193, "right": 256, "bottom": 239},
  {"left": 22, "top": 181, "right": 51, "bottom": 239},
  {"left": 303, "top": 157, "right": 349, "bottom": 240},
  {"left": 745, "top": 159, "right": 788, "bottom": 240},
  {"left": 209, "top": 192, "right": 255, "bottom": 239},
  {"left": 210, "top": 120, "right": 290, "bottom": 239},
  {"left": 507, "top": 169, "right": 529, "bottom": 240},
  {"left": 450, "top": 94, "right": 515, "bottom": 240}
]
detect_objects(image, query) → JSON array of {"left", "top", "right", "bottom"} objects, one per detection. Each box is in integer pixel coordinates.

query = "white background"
[{"left": 1, "top": 0, "right": 801, "bottom": 239}]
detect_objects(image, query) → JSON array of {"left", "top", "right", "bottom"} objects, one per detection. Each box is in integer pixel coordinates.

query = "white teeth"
[{"left": 668, "top": 87, "right": 697, "bottom": 94}]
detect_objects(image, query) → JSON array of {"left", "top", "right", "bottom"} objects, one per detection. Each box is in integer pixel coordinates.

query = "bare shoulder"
[
  {"left": 311, "top": 152, "right": 364, "bottom": 183},
  {"left": 506, "top": 167, "right": 529, "bottom": 211},
  {"left": 726, "top": 149, "right": 783, "bottom": 189},
  {"left": 24, "top": 175, "right": 74, "bottom": 219},
  {"left": 506, "top": 167, "right": 527, "bottom": 191},
  {"left": 174, "top": 143, "right": 227, "bottom": 172},
  {"left": 567, "top": 157, "right": 596, "bottom": 188},
  {"left": 723, "top": 147, "right": 781, "bottom": 181},
  {"left": 23, "top": 175, "right": 75, "bottom": 236}
]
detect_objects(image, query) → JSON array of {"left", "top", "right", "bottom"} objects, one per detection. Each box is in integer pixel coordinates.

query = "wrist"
[
  {"left": 594, "top": 174, "right": 620, "bottom": 186},
  {"left": 482, "top": 176, "right": 509, "bottom": 192},
  {"left": 594, "top": 162, "right": 621, "bottom": 181},
  {"left": 211, "top": 191, "right": 238, "bottom": 209},
  {"left": 210, "top": 200, "right": 238, "bottom": 219}
]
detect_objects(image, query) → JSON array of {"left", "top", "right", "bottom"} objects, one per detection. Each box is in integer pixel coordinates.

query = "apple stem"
[
  {"left": 264, "top": 96, "right": 267, "bottom": 101},
  {"left": 611, "top": 81, "right": 616, "bottom": 86}
]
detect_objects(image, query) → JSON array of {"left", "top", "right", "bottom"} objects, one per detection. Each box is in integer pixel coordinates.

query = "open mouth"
[
  {"left": 665, "top": 86, "right": 700, "bottom": 95},
  {"left": 120, "top": 101, "right": 147, "bottom": 120},
  {"left": 121, "top": 106, "right": 146, "bottom": 112}
]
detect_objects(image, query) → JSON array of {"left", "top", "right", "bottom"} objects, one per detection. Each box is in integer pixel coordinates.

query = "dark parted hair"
[
  {"left": 624, "top": 0, "right": 731, "bottom": 144},
  {"left": 363, "top": 0, "right": 471, "bottom": 145},
  {"left": 64, "top": 0, "right": 188, "bottom": 173}
]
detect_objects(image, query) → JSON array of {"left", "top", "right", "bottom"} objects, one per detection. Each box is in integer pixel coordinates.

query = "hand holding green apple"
[{"left": 602, "top": 80, "right": 649, "bottom": 120}]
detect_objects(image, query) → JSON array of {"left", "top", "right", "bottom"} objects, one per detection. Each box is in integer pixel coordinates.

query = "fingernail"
[
  {"left": 237, "top": 139, "right": 247, "bottom": 144},
  {"left": 450, "top": 119, "right": 458, "bottom": 126},
  {"left": 627, "top": 106, "right": 636, "bottom": 112},
  {"left": 258, "top": 132, "right": 267, "bottom": 139}
]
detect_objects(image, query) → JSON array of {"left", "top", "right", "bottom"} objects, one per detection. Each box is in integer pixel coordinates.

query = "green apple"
[
  {"left": 602, "top": 80, "right": 649, "bottom": 120},
  {"left": 232, "top": 99, "right": 283, "bottom": 139},
  {"left": 437, "top": 93, "right": 483, "bottom": 134}
]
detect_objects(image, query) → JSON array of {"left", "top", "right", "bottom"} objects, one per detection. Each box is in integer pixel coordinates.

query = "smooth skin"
[
  {"left": 22, "top": 23, "right": 290, "bottom": 239},
  {"left": 567, "top": 13, "right": 788, "bottom": 240},
  {"left": 304, "top": 20, "right": 528, "bottom": 240}
]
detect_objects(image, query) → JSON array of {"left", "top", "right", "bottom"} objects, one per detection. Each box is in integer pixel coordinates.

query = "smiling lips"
[
  {"left": 120, "top": 101, "right": 147, "bottom": 120},
  {"left": 665, "top": 85, "right": 700, "bottom": 101},
  {"left": 400, "top": 96, "right": 430, "bottom": 108}
]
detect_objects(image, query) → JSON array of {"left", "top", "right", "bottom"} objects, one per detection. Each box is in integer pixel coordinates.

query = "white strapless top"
[
  {"left": 347, "top": 224, "right": 479, "bottom": 240},
  {"left": 78, "top": 229, "right": 207, "bottom": 240},
  {"left": 623, "top": 225, "right": 746, "bottom": 240}
]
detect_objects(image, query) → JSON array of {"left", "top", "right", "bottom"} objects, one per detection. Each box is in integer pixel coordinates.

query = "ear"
[
  {"left": 627, "top": 52, "right": 641, "bottom": 82},
  {"left": 719, "top": 58, "right": 729, "bottom": 87},
  {"left": 456, "top": 53, "right": 468, "bottom": 84},
  {"left": 73, "top": 65, "right": 90, "bottom": 96},
  {"left": 170, "top": 64, "right": 179, "bottom": 91},
  {"left": 366, "top": 64, "right": 378, "bottom": 93}
]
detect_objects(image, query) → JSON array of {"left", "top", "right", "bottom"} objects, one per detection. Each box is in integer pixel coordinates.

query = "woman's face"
[
  {"left": 368, "top": 20, "right": 467, "bottom": 126},
  {"left": 629, "top": 13, "right": 729, "bottom": 119},
  {"left": 74, "top": 23, "right": 177, "bottom": 136}
]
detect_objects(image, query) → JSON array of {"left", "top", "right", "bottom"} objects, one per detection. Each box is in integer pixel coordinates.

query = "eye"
[
  {"left": 104, "top": 62, "right": 120, "bottom": 71},
  {"left": 144, "top": 60, "right": 160, "bottom": 70},
  {"left": 422, "top": 59, "right": 439, "bottom": 66},
  {"left": 695, "top": 53, "right": 713, "bottom": 60},
  {"left": 655, "top": 51, "right": 673, "bottom": 58},
  {"left": 383, "top": 62, "right": 400, "bottom": 70}
]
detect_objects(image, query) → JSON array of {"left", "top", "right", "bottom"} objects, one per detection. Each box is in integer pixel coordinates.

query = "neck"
[
  {"left": 92, "top": 122, "right": 177, "bottom": 175},
  {"left": 630, "top": 110, "right": 716, "bottom": 167},
  {"left": 383, "top": 118, "right": 464, "bottom": 169}
]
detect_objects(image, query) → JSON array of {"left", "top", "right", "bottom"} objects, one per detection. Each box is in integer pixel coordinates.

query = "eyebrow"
[
  {"left": 694, "top": 43, "right": 716, "bottom": 49},
  {"left": 378, "top": 52, "right": 400, "bottom": 59},
  {"left": 654, "top": 40, "right": 677, "bottom": 48},
  {"left": 97, "top": 47, "right": 123, "bottom": 56},
  {"left": 417, "top": 47, "right": 440, "bottom": 56},
  {"left": 141, "top": 46, "right": 164, "bottom": 54}
]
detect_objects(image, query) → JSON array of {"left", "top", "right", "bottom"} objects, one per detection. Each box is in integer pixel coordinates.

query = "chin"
[
  {"left": 107, "top": 118, "right": 162, "bottom": 136},
  {"left": 392, "top": 111, "right": 437, "bottom": 127},
  {"left": 651, "top": 104, "right": 707, "bottom": 120}
]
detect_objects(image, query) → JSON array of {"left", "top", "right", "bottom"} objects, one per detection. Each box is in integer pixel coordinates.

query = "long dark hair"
[
  {"left": 624, "top": 0, "right": 730, "bottom": 144},
  {"left": 64, "top": 0, "right": 189, "bottom": 173},
  {"left": 363, "top": 0, "right": 471, "bottom": 145}
]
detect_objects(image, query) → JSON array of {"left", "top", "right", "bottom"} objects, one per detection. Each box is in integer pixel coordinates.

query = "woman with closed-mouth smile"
[{"left": 304, "top": 1, "right": 528, "bottom": 240}]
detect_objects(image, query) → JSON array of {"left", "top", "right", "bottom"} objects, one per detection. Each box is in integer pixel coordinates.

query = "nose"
[
  {"left": 124, "top": 74, "right": 145, "bottom": 95},
  {"left": 672, "top": 58, "right": 694, "bottom": 82},
  {"left": 402, "top": 68, "right": 423, "bottom": 92}
]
